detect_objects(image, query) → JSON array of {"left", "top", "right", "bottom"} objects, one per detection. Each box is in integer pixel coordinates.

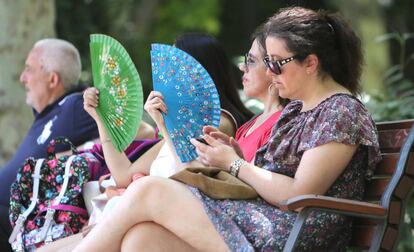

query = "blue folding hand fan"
[{"left": 150, "top": 43, "right": 221, "bottom": 163}]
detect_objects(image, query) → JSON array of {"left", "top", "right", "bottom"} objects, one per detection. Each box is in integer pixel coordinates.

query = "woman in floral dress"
[{"left": 72, "top": 6, "right": 381, "bottom": 252}]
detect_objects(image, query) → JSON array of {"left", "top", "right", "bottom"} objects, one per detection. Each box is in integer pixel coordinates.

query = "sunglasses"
[{"left": 263, "top": 55, "right": 296, "bottom": 75}]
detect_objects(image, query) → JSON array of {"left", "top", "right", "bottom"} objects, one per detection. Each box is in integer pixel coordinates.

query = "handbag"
[
  {"left": 8, "top": 137, "right": 99, "bottom": 251},
  {"left": 170, "top": 167, "right": 258, "bottom": 200}
]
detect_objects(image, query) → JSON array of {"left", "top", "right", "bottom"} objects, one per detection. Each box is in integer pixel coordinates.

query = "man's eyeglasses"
[{"left": 263, "top": 55, "right": 296, "bottom": 75}]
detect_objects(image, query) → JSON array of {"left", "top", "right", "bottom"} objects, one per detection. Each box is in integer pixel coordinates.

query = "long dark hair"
[
  {"left": 264, "top": 7, "right": 363, "bottom": 95},
  {"left": 175, "top": 33, "right": 254, "bottom": 128}
]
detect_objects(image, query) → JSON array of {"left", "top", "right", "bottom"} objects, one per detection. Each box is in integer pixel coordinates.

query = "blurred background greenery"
[
  {"left": 54, "top": 0, "right": 414, "bottom": 122},
  {"left": 1, "top": 0, "right": 414, "bottom": 250}
]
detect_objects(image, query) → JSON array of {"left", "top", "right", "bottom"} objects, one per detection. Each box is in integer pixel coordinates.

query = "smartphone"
[{"left": 195, "top": 137, "right": 209, "bottom": 145}]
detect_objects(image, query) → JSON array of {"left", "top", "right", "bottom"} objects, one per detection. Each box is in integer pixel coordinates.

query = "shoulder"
[
  {"left": 315, "top": 94, "right": 371, "bottom": 124},
  {"left": 219, "top": 109, "right": 237, "bottom": 137},
  {"left": 59, "top": 92, "right": 83, "bottom": 106},
  {"left": 321, "top": 93, "right": 365, "bottom": 112},
  {"left": 57, "top": 92, "right": 85, "bottom": 114},
  {"left": 304, "top": 94, "right": 378, "bottom": 147}
]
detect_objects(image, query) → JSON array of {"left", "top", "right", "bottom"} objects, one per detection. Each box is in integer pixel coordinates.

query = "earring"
[
  {"left": 268, "top": 83, "right": 276, "bottom": 96},
  {"left": 306, "top": 70, "right": 311, "bottom": 75}
]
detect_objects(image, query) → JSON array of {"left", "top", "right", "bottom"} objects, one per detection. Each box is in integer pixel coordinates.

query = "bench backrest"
[{"left": 350, "top": 119, "right": 414, "bottom": 251}]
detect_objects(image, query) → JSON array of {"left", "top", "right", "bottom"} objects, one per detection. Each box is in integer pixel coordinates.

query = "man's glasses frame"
[{"left": 263, "top": 55, "right": 296, "bottom": 75}]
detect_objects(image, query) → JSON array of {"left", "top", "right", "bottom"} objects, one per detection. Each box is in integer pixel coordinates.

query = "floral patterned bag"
[{"left": 8, "top": 137, "right": 99, "bottom": 251}]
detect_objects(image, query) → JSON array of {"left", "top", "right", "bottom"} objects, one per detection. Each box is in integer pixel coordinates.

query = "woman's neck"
[
  {"left": 300, "top": 77, "right": 350, "bottom": 112},
  {"left": 262, "top": 94, "right": 282, "bottom": 115}
]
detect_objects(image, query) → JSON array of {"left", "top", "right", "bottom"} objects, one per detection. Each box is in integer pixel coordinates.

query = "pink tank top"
[{"left": 235, "top": 111, "right": 282, "bottom": 162}]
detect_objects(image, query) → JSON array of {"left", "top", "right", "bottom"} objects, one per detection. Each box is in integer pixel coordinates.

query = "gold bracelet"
[{"left": 101, "top": 138, "right": 111, "bottom": 144}]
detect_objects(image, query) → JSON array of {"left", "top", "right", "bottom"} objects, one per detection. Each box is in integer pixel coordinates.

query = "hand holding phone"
[{"left": 195, "top": 137, "right": 209, "bottom": 145}]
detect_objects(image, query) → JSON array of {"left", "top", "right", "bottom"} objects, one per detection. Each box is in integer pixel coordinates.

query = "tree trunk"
[{"left": 0, "top": 0, "right": 55, "bottom": 168}]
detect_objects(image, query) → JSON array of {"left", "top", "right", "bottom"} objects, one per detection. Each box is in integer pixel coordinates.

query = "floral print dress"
[{"left": 189, "top": 94, "right": 381, "bottom": 251}]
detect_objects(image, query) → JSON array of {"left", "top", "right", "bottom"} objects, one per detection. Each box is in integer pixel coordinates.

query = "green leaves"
[{"left": 365, "top": 32, "right": 414, "bottom": 121}]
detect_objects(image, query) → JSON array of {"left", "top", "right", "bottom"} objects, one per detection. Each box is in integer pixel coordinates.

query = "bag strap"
[
  {"left": 39, "top": 155, "right": 76, "bottom": 240},
  {"left": 34, "top": 204, "right": 88, "bottom": 219},
  {"left": 50, "top": 204, "right": 88, "bottom": 216},
  {"left": 47, "top": 137, "right": 78, "bottom": 159},
  {"left": 54, "top": 155, "right": 76, "bottom": 205},
  {"left": 8, "top": 158, "right": 45, "bottom": 243}
]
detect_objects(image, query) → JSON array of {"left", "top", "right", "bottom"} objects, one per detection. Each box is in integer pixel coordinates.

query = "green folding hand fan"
[{"left": 89, "top": 34, "right": 143, "bottom": 152}]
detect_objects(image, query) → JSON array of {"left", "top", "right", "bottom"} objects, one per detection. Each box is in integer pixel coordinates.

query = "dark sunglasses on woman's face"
[{"left": 263, "top": 55, "right": 296, "bottom": 75}]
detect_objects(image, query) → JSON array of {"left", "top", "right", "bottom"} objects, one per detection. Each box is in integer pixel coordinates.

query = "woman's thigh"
[{"left": 121, "top": 221, "right": 195, "bottom": 252}]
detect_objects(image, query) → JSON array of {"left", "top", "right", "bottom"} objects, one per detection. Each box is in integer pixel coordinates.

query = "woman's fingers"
[
  {"left": 144, "top": 92, "right": 167, "bottom": 114},
  {"left": 191, "top": 140, "right": 211, "bottom": 166},
  {"left": 83, "top": 88, "right": 99, "bottom": 107},
  {"left": 150, "top": 97, "right": 167, "bottom": 113},
  {"left": 148, "top": 90, "right": 163, "bottom": 99},
  {"left": 202, "top": 134, "right": 220, "bottom": 147},
  {"left": 229, "top": 137, "right": 244, "bottom": 159},
  {"left": 209, "top": 131, "right": 230, "bottom": 145},
  {"left": 190, "top": 138, "right": 209, "bottom": 153},
  {"left": 203, "top": 126, "right": 218, "bottom": 135}
]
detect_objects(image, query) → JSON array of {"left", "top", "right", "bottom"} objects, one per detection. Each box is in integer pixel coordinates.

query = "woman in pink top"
[{"left": 234, "top": 27, "right": 289, "bottom": 162}]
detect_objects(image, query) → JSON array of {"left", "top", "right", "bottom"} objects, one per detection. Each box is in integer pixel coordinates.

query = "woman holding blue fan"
[{"left": 71, "top": 6, "right": 381, "bottom": 252}]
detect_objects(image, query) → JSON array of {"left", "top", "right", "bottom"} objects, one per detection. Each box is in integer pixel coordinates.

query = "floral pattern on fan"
[
  {"left": 102, "top": 56, "right": 128, "bottom": 126},
  {"left": 151, "top": 43, "right": 221, "bottom": 163},
  {"left": 90, "top": 34, "right": 143, "bottom": 152}
]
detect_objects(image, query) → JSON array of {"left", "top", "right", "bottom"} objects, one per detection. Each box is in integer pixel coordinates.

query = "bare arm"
[
  {"left": 191, "top": 134, "right": 357, "bottom": 204},
  {"left": 135, "top": 121, "right": 156, "bottom": 139},
  {"left": 144, "top": 91, "right": 237, "bottom": 169},
  {"left": 83, "top": 87, "right": 155, "bottom": 187},
  {"left": 218, "top": 111, "right": 237, "bottom": 137}
]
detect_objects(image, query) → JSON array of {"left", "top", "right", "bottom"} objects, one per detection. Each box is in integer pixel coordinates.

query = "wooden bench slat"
[
  {"left": 364, "top": 178, "right": 389, "bottom": 200},
  {"left": 394, "top": 175, "right": 414, "bottom": 200},
  {"left": 388, "top": 201, "right": 402, "bottom": 225},
  {"left": 378, "top": 128, "right": 410, "bottom": 152},
  {"left": 381, "top": 226, "right": 399, "bottom": 251},
  {"left": 350, "top": 226, "right": 375, "bottom": 249},
  {"left": 375, "top": 153, "right": 399, "bottom": 175}
]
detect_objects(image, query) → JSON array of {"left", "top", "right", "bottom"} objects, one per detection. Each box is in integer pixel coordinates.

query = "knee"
[{"left": 123, "top": 176, "right": 172, "bottom": 207}]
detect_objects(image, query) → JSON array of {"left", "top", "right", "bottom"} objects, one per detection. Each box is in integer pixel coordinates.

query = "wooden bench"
[{"left": 278, "top": 119, "right": 414, "bottom": 251}]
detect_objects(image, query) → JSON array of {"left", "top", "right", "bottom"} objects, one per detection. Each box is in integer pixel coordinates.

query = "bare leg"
[
  {"left": 37, "top": 233, "right": 82, "bottom": 252},
  {"left": 121, "top": 222, "right": 195, "bottom": 252},
  {"left": 72, "top": 177, "right": 228, "bottom": 252}
]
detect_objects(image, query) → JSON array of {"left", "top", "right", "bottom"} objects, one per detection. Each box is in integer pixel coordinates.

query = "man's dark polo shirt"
[{"left": 0, "top": 91, "right": 99, "bottom": 206}]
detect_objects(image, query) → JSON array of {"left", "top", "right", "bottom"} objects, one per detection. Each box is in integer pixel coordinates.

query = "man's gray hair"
[{"left": 33, "top": 38, "right": 81, "bottom": 90}]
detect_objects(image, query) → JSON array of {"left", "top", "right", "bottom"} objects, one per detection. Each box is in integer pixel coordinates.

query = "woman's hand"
[
  {"left": 190, "top": 134, "right": 241, "bottom": 171},
  {"left": 144, "top": 91, "right": 167, "bottom": 130},
  {"left": 83, "top": 87, "right": 101, "bottom": 123},
  {"left": 202, "top": 126, "right": 230, "bottom": 145},
  {"left": 203, "top": 126, "right": 244, "bottom": 159}
]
